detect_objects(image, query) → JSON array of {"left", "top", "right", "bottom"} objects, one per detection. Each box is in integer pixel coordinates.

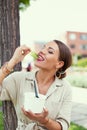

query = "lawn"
[
  {"left": 0, "top": 101, "right": 2, "bottom": 106},
  {"left": 69, "top": 122, "right": 87, "bottom": 130},
  {"left": 0, "top": 112, "right": 4, "bottom": 130}
]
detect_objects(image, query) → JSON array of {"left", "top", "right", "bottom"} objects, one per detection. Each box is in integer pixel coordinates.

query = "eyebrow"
[
  {"left": 48, "top": 47, "right": 55, "bottom": 52},
  {"left": 44, "top": 45, "right": 55, "bottom": 52}
]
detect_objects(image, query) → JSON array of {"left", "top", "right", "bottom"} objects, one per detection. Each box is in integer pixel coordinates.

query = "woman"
[{"left": 0, "top": 40, "right": 72, "bottom": 130}]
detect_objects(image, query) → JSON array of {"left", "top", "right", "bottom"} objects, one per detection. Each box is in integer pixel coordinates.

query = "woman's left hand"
[{"left": 22, "top": 107, "right": 49, "bottom": 124}]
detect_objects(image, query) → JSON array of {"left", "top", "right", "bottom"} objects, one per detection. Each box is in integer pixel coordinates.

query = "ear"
[{"left": 56, "top": 61, "right": 64, "bottom": 69}]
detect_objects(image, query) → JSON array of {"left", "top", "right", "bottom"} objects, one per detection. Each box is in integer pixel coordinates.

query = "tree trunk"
[{"left": 0, "top": 0, "right": 21, "bottom": 129}]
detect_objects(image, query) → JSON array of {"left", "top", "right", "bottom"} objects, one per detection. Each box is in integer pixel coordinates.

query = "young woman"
[{"left": 0, "top": 40, "right": 72, "bottom": 130}]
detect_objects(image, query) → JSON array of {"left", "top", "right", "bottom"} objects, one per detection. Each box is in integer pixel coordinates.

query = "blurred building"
[
  {"left": 65, "top": 31, "right": 87, "bottom": 58},
  {"left": 31, "top": 32, "right": 87, "bottom": 58}
]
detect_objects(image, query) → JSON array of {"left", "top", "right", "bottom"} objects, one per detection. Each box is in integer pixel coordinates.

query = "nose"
[{"left": 40, "top": 48, "right": 47, "bottom": 54}]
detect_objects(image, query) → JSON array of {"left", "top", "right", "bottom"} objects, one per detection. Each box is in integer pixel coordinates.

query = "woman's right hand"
[
  {"left": 0, "top": 45, "right": 31, "bottom": 83},
  {"left": 8, "top": 45, "right": 31, "bottom": 69}
]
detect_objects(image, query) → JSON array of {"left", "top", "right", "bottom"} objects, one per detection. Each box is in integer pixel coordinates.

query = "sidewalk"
[{"left": 71, "top": 87, "right": 87, "bottom": 128}]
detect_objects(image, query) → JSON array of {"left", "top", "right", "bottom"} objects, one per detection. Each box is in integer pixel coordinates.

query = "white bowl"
[{"left": 23, "top": 92, "right": 46, "bottom": 113}]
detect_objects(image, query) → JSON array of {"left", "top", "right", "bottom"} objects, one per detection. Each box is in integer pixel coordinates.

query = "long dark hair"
[{"left": 54, "top": 40, "right": 72, "bottom": 79}]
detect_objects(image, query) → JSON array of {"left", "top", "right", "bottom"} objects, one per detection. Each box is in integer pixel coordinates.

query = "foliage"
[
  {"left": 19, "top": 0, "right": 30, "bottom": 10},
  {"left": 0, "top": 101, "right": 2, "bottom": 106},
  {"left": 19, "top": 0, "right": 36, "bottom": 10},
  {"left": 0, "top": 112, "right": 4, "bottom": 130},
  {"left": 69, "top": 122, "right": 87, "bottom": 130},
  {"left": 73, "top": 58, "right": 87, "bottom": 67},
  {"left": 66, "top": 73, "right": 87, "bottom": 88},
  {"left": 77, "top": 58, "right": 87, "bottom": 67}
]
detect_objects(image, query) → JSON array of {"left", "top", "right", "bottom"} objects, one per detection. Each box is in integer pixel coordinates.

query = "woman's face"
[{"left": 34, "top": 41, "right": 63, "bottom": 71}]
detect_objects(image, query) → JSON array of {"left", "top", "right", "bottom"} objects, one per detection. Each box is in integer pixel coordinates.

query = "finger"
[
  {"left": 21, "top": 49, "right": 31, "bottom": 55},
  {"left": 20, "top": 45, "right": 31, "bottom": 54},
  {"left": 21, "top": 106, "right": 25, "bottom": 112},
  {"left": 21, "top": 50, "right": 29, "bottom": 55},
  {"left": 24, "top": 110, "right": 38, "bottom": 120},
  {"left": 26, "top": 110, "right": 37, "bottom": 117},
  {"left": 21, "top": 107, "right": 33, "bottom": 118},
  {"left": 42, "top": 108, "right": 48, "bottom": 117},
  {"left": 43, "top": 108, "right": 48, "bottom": 113},
  {"left": 22, "top": 107, "right": 28, "bottom": 116},
  {"left": 21, "top": 107, "right": 27, "bottom": 114},
  {"left": 21, "top": 50, "right": 25, "bottom": 55}
]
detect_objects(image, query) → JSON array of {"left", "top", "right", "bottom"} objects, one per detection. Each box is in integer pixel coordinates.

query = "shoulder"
[
  {"left": 62, "top": 78, "right": 72, "bottom": 88},
  {"left": 62, "top": 78, "right": 72, "bottom": 96},
  {"left": 3, "top": 71, "right": 36, "bottom": 87},
  {"left": 8, "top": 71, "right": 27, "bottom": 79},
  {"left": 10, "top": 70, "right": 36, "bottom": 81},
  {"left": 3, "top": 71, "right": 26, "bottom": 84},
  {"left": 55, "top": 77, "right": 72, "bottom": 94}
]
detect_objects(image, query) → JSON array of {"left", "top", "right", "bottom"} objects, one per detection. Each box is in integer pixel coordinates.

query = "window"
[
  {"left": 80, "top": 44, "right": 87, "bottom": 50},
  {"left": 69, "top": 33, "right": 76, "bottom": 40},
  {"left": 80, "top": 34, "right": 87, "bottom": 40},
  {"left": 70, "top": 44, "right": 75, "bottom": 49}
]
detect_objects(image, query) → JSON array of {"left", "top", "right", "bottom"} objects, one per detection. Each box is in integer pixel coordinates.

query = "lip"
[{"left": 37, "top": 53, "right": 45, "bottom": 61}]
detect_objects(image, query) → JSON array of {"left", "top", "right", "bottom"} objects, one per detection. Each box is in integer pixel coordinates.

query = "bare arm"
[
  {"left": 43, "top": 118, "right": 62, "bottom": 130},
  {"left": 0, "top": 45, "right": 31, "bottom": 84}
]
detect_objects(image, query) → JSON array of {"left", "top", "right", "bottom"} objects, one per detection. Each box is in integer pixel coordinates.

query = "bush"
[
  {"left": 69, "top": 122, "right": 87, "bottom": 130},
  {"left": 77, "top": 58, "right": 87, "bottom": 67},
  {"left": 66, "top": 73, "right": 87, "bottom": 88},
  {"left": 73, "top": 58, "right": 87, "bottom": 67}
]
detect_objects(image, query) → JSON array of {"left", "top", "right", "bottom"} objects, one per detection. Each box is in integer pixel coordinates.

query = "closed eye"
[
  {"left": 41, "top": 45, "right": 55, "bottom": 54},
  {"left": 48, "top": 47, "right": 55, "bottom": 54},
  {"left": 48, "top": 50, "right": 54, "bottom": 54}
]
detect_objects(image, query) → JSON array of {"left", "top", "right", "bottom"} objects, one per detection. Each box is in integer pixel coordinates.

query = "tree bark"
[{"left": 0, "top": 0, "right": 21, "bottom": 129}]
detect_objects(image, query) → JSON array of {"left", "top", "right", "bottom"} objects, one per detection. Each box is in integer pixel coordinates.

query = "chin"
[
  {"left": 34, "top": 63, "right": 44, "bottom": 69},
  {"left": 34, "top": 63, "right": 41, "bottom": 68}
]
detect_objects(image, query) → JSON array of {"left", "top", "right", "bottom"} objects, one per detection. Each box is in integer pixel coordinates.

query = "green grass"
[
  {"left": 0, "top": 112, "right": 4, "bottom": 130},
  {"left": 69, "top": 122, "right": 87, "bottom": 130},
  {"left": 0, "top": 101, "right": 4, "bottom": 130},
  {"left": 0, "top": 101, "right": 2, "bottom": 107}
]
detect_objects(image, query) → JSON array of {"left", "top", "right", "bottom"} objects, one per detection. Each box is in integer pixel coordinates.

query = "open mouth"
[{"left": 37, "top": 53, "right": 45, "bottom": 61}]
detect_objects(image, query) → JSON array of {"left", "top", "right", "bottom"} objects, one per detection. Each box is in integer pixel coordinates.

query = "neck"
[
  {"left": 36, "top": 69, "right": 55, "bottom": 87},
  {"left": 35, "top": 69, "right": 56, "bottom": 95}
]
